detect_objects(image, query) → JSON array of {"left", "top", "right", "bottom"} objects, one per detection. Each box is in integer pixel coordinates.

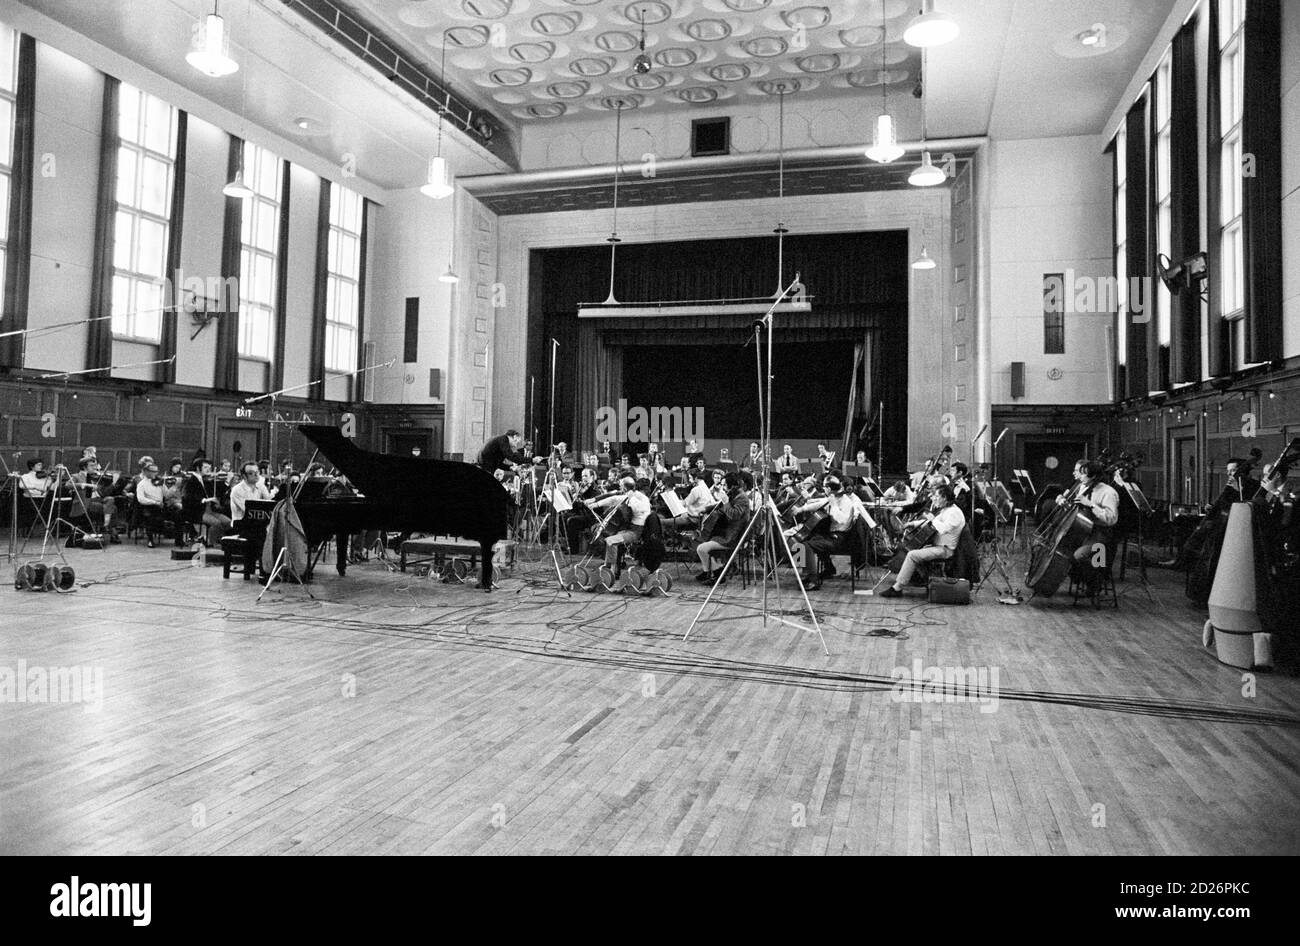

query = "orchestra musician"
[
  {"left": 478, "top": 429, "right": 525, "bottom": 474},
  {"left": 789, "top": 473, "right": 876, "bottom": 591},
  {"left": 695, "top": 471, "right": 752, "bottom": 583},
  {"left": 72, "top": 457, "right": 121, "bottom": 542},
  {"left": 564, "top": 467, "right": 602, "bottom": 553},
  {"left": 660, "top": 467, "right": 717, "bottom": 533},
  {"left": 1059, "top": 459, "right": 1121, "bottom": 586},
  {"left": 1160, "top": 455, "right": 1261, "bottom": 570},
  {"left": 879, "top": 484, "right": 966, "bottom": 597},
  {"left": 740, "top": 442, "right": 761, "bottom": 471},
  {"left": 816, "top": 443, "right": 838, "bottom": 473},
  {"left": 775, "top": 444, "right": 801, "bottom": 476},
  {"left": 20, "top": 459, "right": 52, "bottom": 499},
  {"left": 182, "top": 459, "right": 232, "bottom": 546},
  {"left": 589, "top": 475, "right": 652, "bottom": 570},
  {"left": 230, "top": 461, "right": 272, "bottom": 521},
  {"left": 135, "top": 460, "right": 184, "bottom": 548},
  {"left": 882, "top": 480, "right": 915, "bottom": 505},
  {"left": 679, "top": 439, "right": 704, "bottom": 472}
]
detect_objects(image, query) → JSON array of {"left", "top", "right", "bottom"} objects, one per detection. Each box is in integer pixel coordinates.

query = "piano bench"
[
  {"left": 220, "top": 536, "right": 256, "bottom": 580},
  {"left": 400, "top": 538, "right": 516, "bottom": 575}
]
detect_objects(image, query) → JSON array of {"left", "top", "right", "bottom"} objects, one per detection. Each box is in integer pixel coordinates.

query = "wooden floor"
[{"left": 2, "top": 539, "right": 1299, "bottom": 856}]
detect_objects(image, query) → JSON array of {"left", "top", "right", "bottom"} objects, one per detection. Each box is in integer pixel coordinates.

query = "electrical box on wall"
[{"left": 1010, "top": 362, "right": 1025, "bottom": 399}]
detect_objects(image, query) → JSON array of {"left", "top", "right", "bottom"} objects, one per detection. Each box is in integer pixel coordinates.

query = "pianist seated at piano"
[{"left": 230, "top": 462, "right": 273, "bottom": 521}]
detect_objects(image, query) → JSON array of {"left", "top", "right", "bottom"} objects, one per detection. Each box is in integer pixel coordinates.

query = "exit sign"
[{"left": 1044, "top": 425, "right": 1067, "bottom": 434}]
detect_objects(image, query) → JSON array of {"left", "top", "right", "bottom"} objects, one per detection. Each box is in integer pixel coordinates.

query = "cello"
[{"left": 1024, "top": 479, "right": 1095, "bottom": 596}]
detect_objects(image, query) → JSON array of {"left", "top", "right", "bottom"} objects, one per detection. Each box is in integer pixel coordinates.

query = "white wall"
[
  {"left": 988, "top": 134, "right": 1113, "bottom": 405},
  {"left": 365, "top": 187, "right": 456, "bottom": 408}
]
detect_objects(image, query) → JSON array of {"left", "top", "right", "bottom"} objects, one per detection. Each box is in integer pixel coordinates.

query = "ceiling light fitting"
[
  {"left": 904, "top": 1, "right": 959, "bottom": 48},
  {"left": 187, "top": 1, "right": 239, "bottom": 77}
]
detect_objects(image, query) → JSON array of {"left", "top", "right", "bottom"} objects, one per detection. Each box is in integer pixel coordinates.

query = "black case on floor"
[{"left": 927, "top": 577, "right": 971, "bottom": 604}]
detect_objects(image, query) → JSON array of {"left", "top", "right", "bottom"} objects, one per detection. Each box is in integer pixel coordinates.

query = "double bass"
[{"left": 1024, "top": 480, "right": 1095, "bottom": 596}]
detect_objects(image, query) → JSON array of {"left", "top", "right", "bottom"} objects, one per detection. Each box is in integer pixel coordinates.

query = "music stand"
[{"left": 683, "top": 274, "right": 829, "bottom": 656}]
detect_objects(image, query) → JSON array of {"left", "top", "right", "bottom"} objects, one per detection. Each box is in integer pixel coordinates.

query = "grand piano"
[{"left": 295, "top": 425, "right": 509, "bottom": 589}]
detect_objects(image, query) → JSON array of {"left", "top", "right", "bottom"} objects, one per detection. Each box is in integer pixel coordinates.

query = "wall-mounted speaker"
[
  {"left": 1010, "top": 361, "right": 1026, "bottom": 399},
  {"left": 429, "top": 369, "right": 442, "bottom": 399}
]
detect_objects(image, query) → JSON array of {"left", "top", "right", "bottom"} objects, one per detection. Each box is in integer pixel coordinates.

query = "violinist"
[
  {"left": 951, "top": 462, "right": 996, "bottom": 537},
  {"left": 163, "top": 458, "right": 186, "bottom": 519},
  {"left": 679, "top": 439, "right": 704, "bottom": 472},
  {"left": 790, "top": 473, "right": 875, "bottom": 591},
  {"left": 135, "top": 461, "right": 184, "bottom": 547},
  {"left": 816, "top": 443, "right": 838, "bottom": 473},
  {"left": 740, "top": 442, "right": 761, "bottom": 472},
  {"left": 589, "top": 476, "right": 651, "bottom": 570},
  {"left": 775, "top": 472, "right": 800, "bottom": 511},
  {"left": 20, "top": 459, "right": 52, "bottom": 499},
  {"left": 564, "top": 467, "right": 603, "bottom": 553},
  {"left": 709, "top": 468, "right": 728, "bottom": 503},
  {"left": 72, "top": 457, "right": 121, "bottom": 542},
  {"left": 182, "top": 459, "right": 232, "bottom": 546},
  {"left": 695, "top": 472, "right": 752, "bottom": 583},
  {"left": 880, "top": 484, "right": 966, "bottom": 597}
]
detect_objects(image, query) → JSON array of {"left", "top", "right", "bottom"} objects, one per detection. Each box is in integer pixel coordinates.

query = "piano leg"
[
  {"left": 479, "top": 539, "right": 494, "bottom": 590},
  {"left": 336, "top": 531, "right": 349, "bottom": 575}
]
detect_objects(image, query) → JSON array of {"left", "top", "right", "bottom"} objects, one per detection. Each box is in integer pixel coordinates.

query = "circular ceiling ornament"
[
  {"left": 509, "top": 41, "right": 556, "bottom": 63},
  {"left": 461, "top": 0, "right": 513, "bottom": 19},
  {"left": 742, "top": 36, "right": 789, "bottom": 58},
  {"left": 601, "top": 94, "right": 643, "bottom": 109},
  {"left": 625, "top": 1, "right": 671, "bottom": 25},
  {"left": 445, "top": 25, "right": 490, "bottom": 48},
  {"left": 721, "top": 0, "right": 771, "bottom": 11},
  {"left": 520, "top": 103, "right": 568, "bottom": 118},
  {"left": 685, "top": 19, "right": 734, "bottom": 42},
  {"left": 546, "top": 80, "right": 591, "bottom": 98},
  {"left": 532, "top": 12, "right": 581, "bottom": 36},
  {"left": 869, "top": 45, "right": 910, "bottom": 66},
  {"left": 708, "top": 62, "right": 751, "bottom": 81},
  {"left": 596, "top": 30, "right": 640, "bottom": 52},
  {"left": 396, "top": 3, "right": 442, "bottom": 28},
  {"left": 837, "top": 25, "right": 884, "bottom": 47},
  {"left": 489, "top": 67, "right": 533, "bottom": 86},
  {"left": 795, "top": 53, "right": 840, "bottom": 73},
  {"left": 676, "top": 86, "right": 720, "bottom": 104},
  {"left": 654, "top": 46, "right": 698, "bottom": 67},
  {"left": 781, "top": 6, "right": 832, "bottom": 30},
  {"left": 758, "top": 78, "right": 803, "bottom": 94},
  {"left": 626, "top": 72, "right": 667, "bottom": 90},
  {"left": 571, "top": 57, "right": 615, "bottom": 76}
]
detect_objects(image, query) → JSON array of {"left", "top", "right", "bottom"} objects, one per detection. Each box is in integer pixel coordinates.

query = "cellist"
[
  {"left": 1059, "top": 459, "right": 1120, "bottom": 576},
  {"left": 879, "top": 484, "right": 965, "bottom": 597}
]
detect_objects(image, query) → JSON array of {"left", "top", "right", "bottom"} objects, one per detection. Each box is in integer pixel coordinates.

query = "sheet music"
[{"left": 661, "top": 490, "right": 686, "bottom": 517}]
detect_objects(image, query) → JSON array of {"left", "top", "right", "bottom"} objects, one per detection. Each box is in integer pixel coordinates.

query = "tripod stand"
[
  {"left": 682, "top": 274, "right": 828, "bottom": 656},
  {"left": 973, "top": 427, "right": 1022, "bottom": 603}
]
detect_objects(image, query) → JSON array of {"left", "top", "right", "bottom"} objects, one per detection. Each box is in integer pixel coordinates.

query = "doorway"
[
  {"left": 1021, "top": 439, "right": 1088, "bottom": 491},
  {"left": 215, "top": 421, "right": 264, "bottom": 471},
  {"left": 385, "top": 425, "right": 441, "bottom": 459},
  {"left": 1172, "top": 434, "right": 1197, "bottom": 505}
]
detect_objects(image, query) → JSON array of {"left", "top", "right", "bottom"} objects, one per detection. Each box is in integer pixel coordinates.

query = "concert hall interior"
[{"left": 1, "top": 0, "right": 1299, "bottom": 860}]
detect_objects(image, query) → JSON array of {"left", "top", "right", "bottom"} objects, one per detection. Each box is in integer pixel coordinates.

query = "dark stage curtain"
[
  {"left": 86, "top": 75, "right": 120, "bottom": 373},
  {"left": 0, "top": 34, "right": 35, "bottom": 370},
  {"left": 1169, "top": 16, "right": 1200, "bottom": 384},
  {"left": 531, "top": 230, "right": 909, "bottom": 464},
  {"left": 158, "top": 110, "right": 187, "bottom": 385},
  {"left": 308, "top": 179, "right": 330, "bottom": 402},
  {"left": 1240, "top": 0, "right": 1283, "bottom": 365},
  {"left": 271, "top": 159, "right": 291, "bottom": 392},
  {"left": 214, "top": 135, "right": 243, "bottom": 391},
  {"left": 1124, "top": 98, "right": 1149, "bottom": 399},
  {"left": 1147, "top": 68, "right": 1167, "bottom": 393}
]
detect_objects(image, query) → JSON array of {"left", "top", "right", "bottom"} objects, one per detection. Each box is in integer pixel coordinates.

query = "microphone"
[
  {"left": 971, "top": 423, "right": 988, "bottom": 445},
  {"left": 994, "top": 427, "right": 1008, "bottom": 446}
]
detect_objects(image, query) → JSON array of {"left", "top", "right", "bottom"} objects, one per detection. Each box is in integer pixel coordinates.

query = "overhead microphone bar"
[
  {"left": 38, "top": 356, "right": 177, "bottom": 380},
  {"left": 242, "top": 358, "right": 396, "bottom": 405}
]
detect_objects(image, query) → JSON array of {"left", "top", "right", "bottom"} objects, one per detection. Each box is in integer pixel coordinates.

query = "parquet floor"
[{"left": 2, "top": 542, "right": 1298, "bottom": 855}]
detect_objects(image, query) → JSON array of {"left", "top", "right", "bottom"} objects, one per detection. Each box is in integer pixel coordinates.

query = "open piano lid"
[{"left": 297, "top": 425, "right": 508, "bottom": 540}]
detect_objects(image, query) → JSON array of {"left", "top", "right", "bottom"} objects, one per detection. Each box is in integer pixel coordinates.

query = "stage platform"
[{"left": 1, "top": 543, "right": 1298, "bottom": 855}]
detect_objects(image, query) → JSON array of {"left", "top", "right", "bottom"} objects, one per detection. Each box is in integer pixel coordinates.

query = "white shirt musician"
[
  {"left": 881, "top": 485, "right": 966, "bottom": 597},
  {"left": 589, "top": 477, "right": 651, "bottom": 569},
  {"left": 792, "top": 475, "right": 876, "bottom": 590},
  {"left": 775, "top": 444, "right": 801, "bottom": 475},
  {"left": 20, "top": 460, "right": 52, "bottom": 498},
  {"left": 1060, "top": 459, "right": 1120, "bottom": 569},
  {"left": 229, "top": 461, "right": 273, "bottom": 521}
]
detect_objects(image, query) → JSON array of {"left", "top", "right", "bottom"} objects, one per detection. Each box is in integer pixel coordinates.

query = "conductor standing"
[{"left": 479, "top": 429, "right": 524, "bottom": 473}]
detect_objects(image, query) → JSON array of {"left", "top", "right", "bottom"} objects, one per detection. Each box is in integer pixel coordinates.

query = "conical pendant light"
[
  {"left": 909, "top": 150, "right": 946, "bottom": 187},
  {"left": 912, "top": 246, "right": 936, "bottom": 269},
  {"left": 603, "top": 100, "right": 627, "bottom": 305},
  {"left": 904, "top": 0, "right": 959, "bottom": 48},
  {"left": 864, "top": 2, "right": 904, "bottom": 163},
  {"left": 187, "top": 0, "right": 239, "bottom": 77},
  {"left": 223, "top": 8, "right": 254, "bottom": 200},
  {"left": 422, "top": 30, "right": 455, "bottom": 200}
]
